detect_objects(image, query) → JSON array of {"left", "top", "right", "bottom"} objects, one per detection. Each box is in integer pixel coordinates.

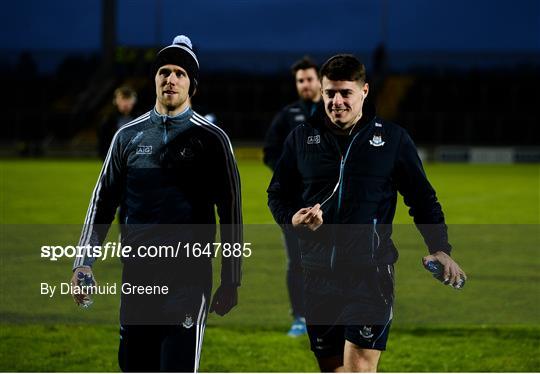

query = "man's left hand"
[
  {"left": 209, "top": 284, "right": 238, "bottom": 316},
  {"left": 423, "top": 251, "right": 467, "bottom": 288}
]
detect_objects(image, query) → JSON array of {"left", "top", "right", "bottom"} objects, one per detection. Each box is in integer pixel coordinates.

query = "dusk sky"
[{"left": 2, "top": 0, "right": 539, "bottom": 52}]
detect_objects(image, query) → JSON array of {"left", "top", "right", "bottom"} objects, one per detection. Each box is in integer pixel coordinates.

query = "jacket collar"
[{"left": 150, "top": 106, "right": 193, "bottom": 126}]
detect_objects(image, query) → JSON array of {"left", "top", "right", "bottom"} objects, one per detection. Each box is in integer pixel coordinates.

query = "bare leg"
[{"left": 343, "top": 340, "right": 381, "bottom": 372}]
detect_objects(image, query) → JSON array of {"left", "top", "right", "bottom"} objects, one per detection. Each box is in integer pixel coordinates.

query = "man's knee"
[
  {"left": 343, "top": 341, "right": 381, "bottom": 372},
  {"left": 347, "top": 358, "right": 378, "bottom": 372}
]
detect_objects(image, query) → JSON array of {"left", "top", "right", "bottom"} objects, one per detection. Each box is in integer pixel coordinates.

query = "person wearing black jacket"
[
  {"left": 97, "top": 86, "right": 138, "bottom": 234},
  {"left": 263, "top": 57, "right": 321, "bottom": 169},
  {"left": 71, "top": 35, "right": 242, "bottom": 372},
  {"left": 263, "top": 57, "right": 321, "bottom": 336},
  {"left": 98, "top": 86, "right": 137, "bottom": 160},
  {"left": 267, "top": 54, "right": 466, "bottom": 372}
]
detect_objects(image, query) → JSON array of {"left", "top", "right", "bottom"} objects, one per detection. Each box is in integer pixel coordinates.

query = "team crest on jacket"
[
  {"left": 182, "top": 314, "right": 194, "bottom": 329},
  {"left": 369, "top": 134, "right": 385, "bottom": 147}
]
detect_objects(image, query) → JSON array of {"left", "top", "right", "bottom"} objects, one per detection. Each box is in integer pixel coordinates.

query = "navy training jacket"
[{"left": 267, "top": 103, "right": 450, "bottom": 272}]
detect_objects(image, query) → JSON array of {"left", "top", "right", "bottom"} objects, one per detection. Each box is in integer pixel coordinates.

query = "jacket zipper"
[
  {"left": 336, "top": 157, "right": 345, "bottom": 211},
  {"left": 162, "top": 117, "right": 168, "bottom": 144},
  {"left": 336, "top": 131, "right": 362, "bottom": 216},
  {"left": 330, "top": 131, "right": 362, "bottom": 270}
]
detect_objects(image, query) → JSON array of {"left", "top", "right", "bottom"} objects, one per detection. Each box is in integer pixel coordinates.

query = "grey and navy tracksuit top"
[
  {"left": 267, "top": 104, "right": 450, "bottom": 272},
  {"left": 74, "top": 107, "right": 242, "bottom": 285}
]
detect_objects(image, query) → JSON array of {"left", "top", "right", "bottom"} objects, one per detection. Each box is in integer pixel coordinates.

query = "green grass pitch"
[{"left": 0, "top": 159, "right": 539, "bottom": 371}]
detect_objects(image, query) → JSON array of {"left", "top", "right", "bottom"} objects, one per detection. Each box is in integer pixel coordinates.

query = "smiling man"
[
  {"left": 71, "top": 35, "right": 242, "bottom": 372},
  {"left": 268, "top": 54, "right": 466, "bottom": 372}
]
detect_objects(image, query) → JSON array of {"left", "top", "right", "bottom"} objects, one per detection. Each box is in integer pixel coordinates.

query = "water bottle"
[
  {"left": 423, "top": 260, "right": 465, "bottom": 289},
  {"left": 76, "top": 271, "right": 95, "bottom": 308}
]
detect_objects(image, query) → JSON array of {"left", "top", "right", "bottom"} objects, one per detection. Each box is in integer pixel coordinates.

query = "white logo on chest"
[
  {"left": 136, "top": 145, "right": 153, "bottom": 155},
  {"left": 369, "top": 134, "right": 385, "bottom": 147},
  {"left": 370, "top": 122, "right": 385, "bottom": 147},
  {"left": 307, "top": 135, "right": 320, "bottom": 144}
]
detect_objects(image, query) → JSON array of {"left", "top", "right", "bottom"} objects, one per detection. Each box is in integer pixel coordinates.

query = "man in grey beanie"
[{"left": 71, "top": 35, "right": 243, "bottom": 372}]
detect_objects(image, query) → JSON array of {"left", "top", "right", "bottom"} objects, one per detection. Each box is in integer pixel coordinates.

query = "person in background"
[
  {"left": 98, "top": 86, "right": 137, "bottom": 160},
  {"left": 263, "top": 56, "right": 321, "bottom": 337},
  {"left": 97, "top": 86, "right": 138, "bottom": 230}
]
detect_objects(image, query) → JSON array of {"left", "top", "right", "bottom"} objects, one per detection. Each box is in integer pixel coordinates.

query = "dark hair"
[
  {"left": 291, "top": 56, "right": 319, "bottom": 76},
  {"left": 320, "top": 54, "right": 366, "bottom": 83},
  {"left": 114, "top": 86, "right": 137, "bottom": 99}
]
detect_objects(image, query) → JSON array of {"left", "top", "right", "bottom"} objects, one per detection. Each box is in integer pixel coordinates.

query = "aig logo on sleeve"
[
  {"left": 307, "top": 135, "right": 320, "bottom": 144},
  {"left": 136, "top": 145, "right": 153, "bottom": 155}
]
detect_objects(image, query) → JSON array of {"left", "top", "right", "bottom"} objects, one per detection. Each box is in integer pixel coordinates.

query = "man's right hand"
[
  {"left": 292, "top": 203, "right": 323, "bottom": 231},
  {"left": 70, "top": 266, "right": 95, "bottom": 306},
  {"left": 423, "top": 251, "right": 466, "bottom": 288}
]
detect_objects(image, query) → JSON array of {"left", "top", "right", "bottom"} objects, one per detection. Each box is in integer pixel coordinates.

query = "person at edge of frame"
[
  {"left": 267, "top": 54, "right": 466, "bottom": 372},
  {"left": 70, "top": 34, "right": 243, "bottom": 372},
  {"left": 263, "top": 56, "right": 321, "bottom": 337}
]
